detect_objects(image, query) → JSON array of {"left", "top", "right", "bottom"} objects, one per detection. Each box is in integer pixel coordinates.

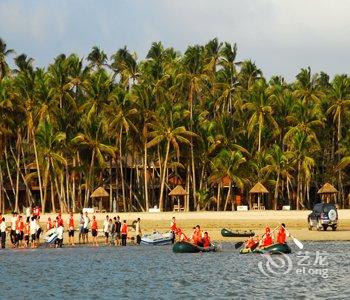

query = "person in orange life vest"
[
  {"left": 170, "top": 217, "right": 177, "bottom": 244},
  {"left": 23, "top": 221, "right": 30, "bottom": 248},
  {"left": 202, "top": 232, "right": 211, "bottom": 248},
  {"left": 91, "top": 215, "right": 98, "bottom": 247},
  {"left": 46, "top": 217, "right": 53, "bottom": 231},
  {"left": 68, "top": 212, "right": 75, "bottom": 246},
  {"left": 121, "top": 220, "right": 128, "bottom": 246},
  {"left": 261, "top": 226, "right": 273, "bottom": 247},
  {"left": 177, "top": 228, "right": 189, "bottom": 242},
  {"left": 277, "top": 223, "right": 288, "bottom": 244},
  {"left": 57, "top": 212, "right": 64, "bottom": 227},
  {"left": 193, "top": 225, "right": 203, "bottom": 246},
  {"left": 15, "top": 215, "right": 24, "bottom": 247}
]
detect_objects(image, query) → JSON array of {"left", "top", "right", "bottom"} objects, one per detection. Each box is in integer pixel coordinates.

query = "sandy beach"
[{"left": 3, "top": 210, "right": 350, "bottom": 244}]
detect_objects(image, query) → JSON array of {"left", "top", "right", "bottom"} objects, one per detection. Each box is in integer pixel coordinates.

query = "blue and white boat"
[
  {"left": 45, "top": 228, "right": 58, "bottom": 245},
  {"left": 141, "top": 231, "right": 173, "bottom": 245}
]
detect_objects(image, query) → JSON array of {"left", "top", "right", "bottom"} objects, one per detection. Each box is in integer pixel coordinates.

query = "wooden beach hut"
[
  {"left": 90, "top": 187, "right": 109, "bottom": 213},
  {"left": 249, "top": 182, "right": 269, "bottom": 210},
  {"left": 169, "top": 185, "right": 188, "bottom": 212},
  {"left": 317, "top": 183, "right": 338, "bottom": 204}
]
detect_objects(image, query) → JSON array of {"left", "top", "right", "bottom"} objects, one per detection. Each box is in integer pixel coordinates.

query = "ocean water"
[{"left": 0, "top": 241, "right": 349, "bottom": 299}]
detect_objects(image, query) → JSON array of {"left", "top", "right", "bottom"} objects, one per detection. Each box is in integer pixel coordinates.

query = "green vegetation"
[{"left": 0, "top": 37, "right": 349, "bottom": 212}]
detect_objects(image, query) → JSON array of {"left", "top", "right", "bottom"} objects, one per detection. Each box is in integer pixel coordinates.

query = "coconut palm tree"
[{"left": 0, "top": 38, "right": 14, "bottom": 80}]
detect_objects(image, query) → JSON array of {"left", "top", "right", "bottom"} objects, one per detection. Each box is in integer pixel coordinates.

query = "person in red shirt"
[
  {"left": 277, "top": 223, "right": 287, "bottom": 244},
  {"left": 192, "top": 225, "right": 203, "bottom": 246},
  {"left": 176, "top": 228, "right": 189, "bottom": 242},
  {"left": 57, "top": 213, "right": 64, "bottom": 227},
  {"left": 46, "top": 217, "right": 53, "bottom": 231},
  {"left": 261, "top": 226, "right": 273, "bottom": 247},
  {"left": 202, "top": 232, "right": 211, "bottom": 248},
  {"left": 15, "top": 215, "right": 24, "bottom": 247},
  {"left": 91, "top": 215, "right": 98, "bottom": 247},
  {"left": 23, "top": 221, "right": 30, "bottom": 248},
  {"left": 121, "top": 220, "right": 128, "bottom": 246},
  {"left": 68, "top": 212, "right": 75, "bottom": 246},
  {"left": 170, "top": 217, "right": 177, "bottom": 244}
]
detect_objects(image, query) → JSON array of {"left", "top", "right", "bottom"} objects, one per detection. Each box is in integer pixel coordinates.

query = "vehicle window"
[
  {"left": 313, "top": 204, "right": 322, "bottom": 212},
  {"left": 323, "top": 205, "right": 336, "bottom": 213}
]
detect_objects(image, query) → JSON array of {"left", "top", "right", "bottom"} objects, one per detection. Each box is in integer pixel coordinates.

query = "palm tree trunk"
[
  {"left": 42, "top": 161, "right": 50, "bottom": 214},
  {"left": 338, "top": 113, "right": 344, "bottom": 207},
  {"left": 216, "top": 182, "right": 221, "bottom": 211},
  {"left": 85, "top": 148, "right": 95, "bottom": 207},
  {"left": 4, "top": 146, "right": 16, "bottom": 203},
  {"left": 109, "top": 157, "right": 113, "bottom": 212},
  {"left": 72, "top": 157, "right": 76, "bottom": 212},
  {"left": 143, "top": 141, "right": 149, "bottom": 211},
  {"left": 186, "top": 164, "right": 190, "bottom": 211},
  {"left": 32, "top": 128, "right": 44, "bottom": 211},
  {"left": 119, "top": 129, "right": 126, "bottom": 212},
  {"left": 224, "top": 181, "right": 232, "bottom": 211},
  {"left": 159, "top": 139, "right": 170, "bottom": 211},
  {"left": 274, "top": 173, "right": 280, "bottom": 210},
  {"left": 258, "top": 121, "right": 262, "bottom": 152},
  {"left": 296, "top": 161, "right": 301, "bottom": 210},
  {"left": 50, "top": 176, "right": 56, "bottom": 213}
]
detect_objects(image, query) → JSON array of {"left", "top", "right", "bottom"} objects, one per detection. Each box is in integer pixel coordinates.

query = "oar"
[
  {"left": 282, "top": 225, "right": 303, "bottom": 249},
  {"left": 234, "top": 225, "right": 279, "bottom": 249}
]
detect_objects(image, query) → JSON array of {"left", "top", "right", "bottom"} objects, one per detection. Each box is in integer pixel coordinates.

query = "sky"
[{"left": 1, "top": 0, "right": 350, "bottom": 81}]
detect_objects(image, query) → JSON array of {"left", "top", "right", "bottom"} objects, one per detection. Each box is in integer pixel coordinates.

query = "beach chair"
[{"left": 252, "top": 203, "right": 259, "bottom": 210}]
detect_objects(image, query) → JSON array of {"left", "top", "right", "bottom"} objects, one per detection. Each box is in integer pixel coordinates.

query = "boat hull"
[
  {"left": 240, "top": 243, "right": 291, "bottom": 254},
  {"left": 172, "top": 241, "right": 217, "bottom": 253},
  {"left": 221, "top": 228, "right": 255, "bottom": 237},
  {"left": 141, "top": 232, "right": 173, "bottom": 245}
]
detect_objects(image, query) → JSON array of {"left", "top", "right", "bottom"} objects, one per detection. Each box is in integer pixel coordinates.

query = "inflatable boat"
[
  {"left": 141, "top": 231, "right": 173, "bottom": 245},
  {"left": 172, "top": 241, "right": 218, "bottom": 253},
  {"left": 45, "top": 228, "right": 58, "bottom": 245},
  {"left": 240, "top": 243, "right": 291, "bottom": 254},
  {"left": 221, "top": 228, "right": 255, "bottom": 237}
]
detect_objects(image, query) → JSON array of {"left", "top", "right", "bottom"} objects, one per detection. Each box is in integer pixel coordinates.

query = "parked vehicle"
[{"left": 308, "top": 203, "right": 338, "bottom": 231}]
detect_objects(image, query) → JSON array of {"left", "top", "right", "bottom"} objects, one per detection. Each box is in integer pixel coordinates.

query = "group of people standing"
[
  {"left": 0, "top": 211, "right": 42, "bottom": 249},
  {"left": 0, "top": 211, "right": 143, "bottom": 249}
]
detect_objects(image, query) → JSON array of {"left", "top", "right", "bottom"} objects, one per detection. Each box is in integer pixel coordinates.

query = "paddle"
[
  {"left": 282, "top": 225, "right": 303, "bottom": 249},
  {"left": 234, "top": 225, "right": 279, "bottom": 249}
]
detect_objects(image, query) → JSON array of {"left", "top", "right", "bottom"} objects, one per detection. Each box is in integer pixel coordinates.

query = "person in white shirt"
[
  {"left": 10, "top": 212, "right": 18, "bottom": 247},
  {"left": 0, "top": 217, "right": 6, "bottom": 249},
  {"left": 56, "top": 225, "right": 64, "bottom": 248},
  {"left": 103, "top": 215, "right": 110, "bottom": 245},
  {"left": 83, "top": 212, "right": 90, "bottom": 244},
  {"left": 30, "top": 217, "right": 38, "bottom": 248}
]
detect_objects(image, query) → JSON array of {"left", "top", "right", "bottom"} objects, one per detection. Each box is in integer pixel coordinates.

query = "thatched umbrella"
[
  {"left": 317, "top": 183, "right": 338, "bottom": 204},
  {"left": 90, "top": 187, "right": 109, "bottom": 211},
  {"left": 169, "top": 185, "right": 188, "bottom": 211},
  {"left": 249, "top": 182, "right": 269, "bottom": 210}
]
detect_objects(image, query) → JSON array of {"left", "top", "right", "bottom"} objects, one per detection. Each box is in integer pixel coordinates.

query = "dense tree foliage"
[{"left": 0, "top": 37, "right": 349, "bottom": 212}]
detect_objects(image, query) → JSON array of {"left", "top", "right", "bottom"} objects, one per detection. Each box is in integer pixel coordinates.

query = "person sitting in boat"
[
  {"left": 202, "top": 232, "right": 211, "bottom": 248},
  {"left": 192, "top": 225, "right": 204, "bottom": 247},
  {"left": 276, "top": 223, "right": 288, "bottom": 244},
  {"left": 177, "top": 228, "right": 189, "bottom": 242},
  {"left": 260, "top": 226, "right": 273, "bottom": 248},
  {"left": 244, "top": 236, "right": 258, "bottom": 251}
]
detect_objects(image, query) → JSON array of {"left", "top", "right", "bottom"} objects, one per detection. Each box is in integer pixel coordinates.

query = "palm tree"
[
  {"left": 243, "top": 79, "right": 279, "bottom": 152},
  {"left": 261, "top": 144, "right": 294, "bottom": 209},
  {"left": 87, "top": 46, "right": 108, "bottom": 70},
  {"left": 146, "top": 118, "right": 196, "bottom": 211},
  {"left": 209, "top": 149, "right": 246, "bottom": 211},
  {"left": 326, "top": 75, "right": 350, "bottom": 206},
  {"left": 0, "top": 38, "right": 14, "bottom": 80}
]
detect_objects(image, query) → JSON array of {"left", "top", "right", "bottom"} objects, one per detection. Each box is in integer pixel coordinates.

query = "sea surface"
[{"left": 0, "top": 241, "right": 349, "bottom": 299}]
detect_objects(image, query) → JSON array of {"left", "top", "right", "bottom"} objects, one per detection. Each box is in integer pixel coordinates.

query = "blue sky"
[{"left": 1, "top": 0, "right": 350, "bottom": 81}]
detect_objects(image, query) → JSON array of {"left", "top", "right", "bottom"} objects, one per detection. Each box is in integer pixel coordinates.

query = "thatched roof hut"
[
  {"left": 249, "top": 182, "right": 269, "bottom": 194},
  {"left": 169, "top": 185, "right": 188, "bottom": 196},
  {"left": 317, "top": 183, "right": 338, "bottom": 194},
  {"left": 90, "top": 187, "right": 109, "bottom": 198}
]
